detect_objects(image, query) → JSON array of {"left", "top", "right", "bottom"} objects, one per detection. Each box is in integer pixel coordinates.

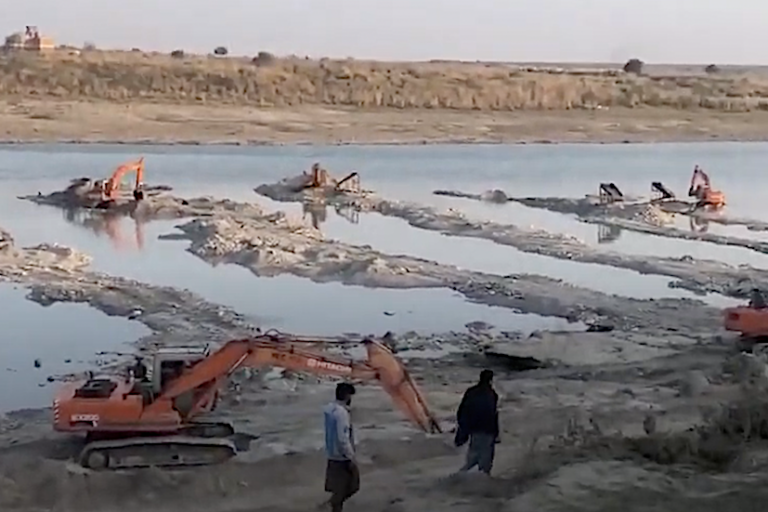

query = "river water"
[{"left": 0, "top": 142, "right": 765, "bottom": 410}]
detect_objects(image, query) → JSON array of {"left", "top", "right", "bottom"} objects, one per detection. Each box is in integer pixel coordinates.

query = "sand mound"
[{"left": 633, "top": 204, "right": 675, "bottom": 226}]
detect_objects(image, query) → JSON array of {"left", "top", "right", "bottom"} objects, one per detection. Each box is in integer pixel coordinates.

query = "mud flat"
[
  {"left": 0, "top": 224, "right": 258, "bottom": 363},
  {"left": 161, "top": 213, "right": 726, "bottom": 335},
  {"left": 256, "top": 178, "right": 768, "bottom": 299},
  {"left": 19, "top": 178, "right": 720, "bottom": 331},
  {"left": 20, "top": 177, "right": 266, "bottom": 222}
]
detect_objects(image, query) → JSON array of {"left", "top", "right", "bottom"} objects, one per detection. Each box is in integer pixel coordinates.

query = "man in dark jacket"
[{"left": 455, "top": 369, "right": 499, "bottom": 475}]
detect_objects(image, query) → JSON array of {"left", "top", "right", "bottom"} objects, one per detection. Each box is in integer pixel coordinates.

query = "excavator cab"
[
  {"left": 149, "top": 346, "right": 211, "bottom": 395},
  {"left": 126, "top": 346, "right": 212, "bottom": 405}
]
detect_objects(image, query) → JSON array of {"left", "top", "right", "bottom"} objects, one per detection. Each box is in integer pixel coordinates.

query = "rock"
[
  {"left": 481, "top": 189, "right": 508, "bottom": 203},
  {"left": 586, "top": 323, "right": 614, "bottom": 332},
  {"left": 466, "top": 320, "right": 494, "bottom": 332}
]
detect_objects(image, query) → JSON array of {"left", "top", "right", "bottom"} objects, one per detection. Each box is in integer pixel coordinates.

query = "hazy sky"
[{"left": 2, "top": 0, "right": 761, "bottom": 64}]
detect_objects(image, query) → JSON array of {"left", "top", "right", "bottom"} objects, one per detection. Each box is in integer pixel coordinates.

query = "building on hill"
[{"left": 3, "top": 26, "right": 54, "bottom": 51}]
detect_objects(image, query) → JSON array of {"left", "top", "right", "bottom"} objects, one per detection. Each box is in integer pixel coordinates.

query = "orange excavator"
[
  {"left": 724, "top": 289, "right": 768, "bottom": 347},
  {"left": 98, "top": 157, "right": 146, "bottom": 205},
  {"left": 688, "top": 166, "right": 725, "bottom": 209},
  {"left": 53, "top": 331, "right": 442, "bottom": 470},
  {"left": 301, "top": 163, "right": 361, "bottom": 193}
]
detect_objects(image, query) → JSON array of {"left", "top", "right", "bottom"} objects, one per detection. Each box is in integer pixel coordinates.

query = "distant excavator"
[
  {"left": 95, "top": 157, "right": 146, "bottom": 207},
  {"left": 650, "top": 181, "right": 676, "bottom": 202},
  {"left": 53, "top": 331, "right": 442, "bottom": 470},
  {"left": 688, "top": 165, "right": 725, "bottom": 209},
  {"left": 299, "top": 163, "right": 361, "bottom": 194},
  {"left": 598, "top": 183, "right": 624, "bottom": 205}
]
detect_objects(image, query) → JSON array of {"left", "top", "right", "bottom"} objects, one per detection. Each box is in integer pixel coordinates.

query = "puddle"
[
  {"left": 6, "top": 211, "right": 578, "bottom": 337},
  {"left": 0, "top": 284, "right": 150, "bottom": 413}
]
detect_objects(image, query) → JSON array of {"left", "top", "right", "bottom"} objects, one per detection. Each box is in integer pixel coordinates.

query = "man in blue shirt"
[{"left": 323, "top": 382, "right": 359, "bottom": 512}]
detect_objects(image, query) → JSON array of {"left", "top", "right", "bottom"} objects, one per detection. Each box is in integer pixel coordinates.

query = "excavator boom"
[
  {"left": 53, "top": 332, "right": 441, "bottom": 469},
  {"left": 105, "top": 158, "right": 145, "bottom": 200}
]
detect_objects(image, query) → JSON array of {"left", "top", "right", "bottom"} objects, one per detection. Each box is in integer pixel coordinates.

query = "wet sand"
[{"left": 5, "top": 100, "right": 768, "bottom": 145}]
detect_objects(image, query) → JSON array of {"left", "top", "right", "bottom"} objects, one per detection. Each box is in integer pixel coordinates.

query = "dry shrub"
[
  {"left": 252, "top": 51, "right": 276, "bottom": 67},
  {"left": 624, "top": 58, "right": 644, "bottom": 75},
  {"left": 705, "top": 64, "right": 721, "bottom": 74},
  {"left": 0, "top": 50, "right": 765, "bottom": 112},
  {"left": 528, "top": 394, "right": 768, "bottom": 474}
]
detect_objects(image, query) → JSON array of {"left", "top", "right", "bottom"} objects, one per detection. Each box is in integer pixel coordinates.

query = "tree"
[
  {"left": 252, "top": 51, "right": 276, "bottom": 66},
  {"left": 170, "top": 49, "right": 185, "bottom": 59},
  {"left": 83, "top": 41, "right": 97, "bottom": 51},
  {"left": 623, "top": 58, "right": 644, "bottom": 75},
  {"left": 3, "top": 32, "right": 22, "bottom": 50},
  {"left": 704, "top": 64, "right": 721, "bottom": 74},
  {"left": 213, "top": 46, "right": 228, "bottom": 56}
]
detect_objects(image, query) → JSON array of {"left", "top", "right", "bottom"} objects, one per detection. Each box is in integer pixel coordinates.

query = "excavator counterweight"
[{"left": 53, "top": 332, "right": 442, "bottom": 470}]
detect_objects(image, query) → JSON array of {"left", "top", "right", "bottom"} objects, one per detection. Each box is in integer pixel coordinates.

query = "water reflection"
[
  {"left": 595, "top": 217, "right": 709, "bottom": 243},
  {"left": 302, "top": 201, "right": 360, "bottom": 229},
  {"left": 597, "top": 224, "right": 622, "bottom": 244},
  {"left": 689, "top": 216, "right": 709, "bottom": 233},
  {"left": 61, "top": 207, "right": 147, "bottom": 252}
]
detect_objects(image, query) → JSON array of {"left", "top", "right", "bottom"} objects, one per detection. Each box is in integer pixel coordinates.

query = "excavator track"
[
  {"left": 179, "top": 421, "right": 236, "bottom": 438},
  {"left": 79, "top": 436, "right": 237, "bottom": 470}
]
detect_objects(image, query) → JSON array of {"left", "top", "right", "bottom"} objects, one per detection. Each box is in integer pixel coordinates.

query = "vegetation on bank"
[{"left": 1, "top": 49, "right": 767, "bottom": 112}]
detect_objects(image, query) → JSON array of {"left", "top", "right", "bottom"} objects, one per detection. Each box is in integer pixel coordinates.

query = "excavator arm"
[
  {"left": 689, "top": 166, "right": 710, "bottom": 193},
  {"left": 105, "top": 158, "right": 145, "bottom": 199},
  {"left": 157, "top": 334, "right": 442, "bottom": 434}
]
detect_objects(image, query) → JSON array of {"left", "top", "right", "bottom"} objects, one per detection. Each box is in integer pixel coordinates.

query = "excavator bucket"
[
  {"left": 334, "top": 172, "right": 361, "bottom": 193},
  {"left": 599, "top": 183, "right": 624, "bottom": 204},
  {"left": 362, "top": 340, "right": 442, "bottom": 434},
  {"left": 651, "top": 181, "right": 675, "bottom": 201}
]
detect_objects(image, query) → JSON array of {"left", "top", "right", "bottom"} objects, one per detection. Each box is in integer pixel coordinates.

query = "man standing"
[
  {"left": 455, "top": 369, "right": 499, "bottom": 475},
  {"left": 323, "top": 382, "right": 360, "bottom": 512}
]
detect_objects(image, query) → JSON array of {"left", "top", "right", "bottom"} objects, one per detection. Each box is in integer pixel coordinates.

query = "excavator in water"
[
  {"left": 688, "top": 165, "right": 725, "bottom": 210},
  {"left": 95, "top": 157, "right": 146, "bottom": 208},
  {"left": 53, "top": 331, "right": 442, "bottom": 470},
  {"left": 299, "top": 163, "right": 361, "bottom": 194}
]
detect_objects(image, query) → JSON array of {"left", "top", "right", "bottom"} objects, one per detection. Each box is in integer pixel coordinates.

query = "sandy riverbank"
[
  {"left": 5, "top": 51, "right": 768, "bottom": 144},
  {"left": 4, "top": 100, "right": 768, "bottom": 145}
]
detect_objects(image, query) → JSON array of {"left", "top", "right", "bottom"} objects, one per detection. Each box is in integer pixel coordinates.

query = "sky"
[{"left": 2, "top": 0, "right": 762, "bottom": 64}]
